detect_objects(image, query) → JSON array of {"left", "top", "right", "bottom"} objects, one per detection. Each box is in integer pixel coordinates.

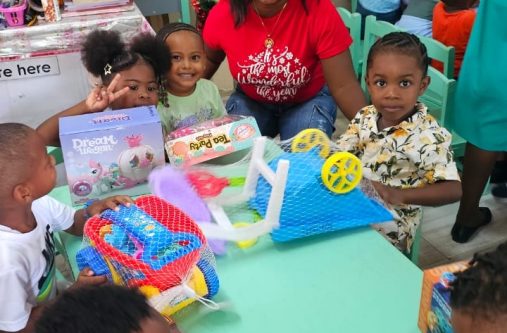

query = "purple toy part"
[
  {"left": 131, "top": 236, "right": 144, "bottom": 260},
  {"left": 72, "top": 181, "right": 92, "bottom": 197},
  {"left": 148, "top": 166, "right": 227, "bottom": 255}
]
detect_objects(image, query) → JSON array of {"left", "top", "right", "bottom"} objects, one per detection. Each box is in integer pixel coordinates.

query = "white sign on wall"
[
  {"left": 0, "top": 57, "right": 61, "bottom": 81},
  {"left": 0, "top": 52, "right": 90, "bottom": 128}
]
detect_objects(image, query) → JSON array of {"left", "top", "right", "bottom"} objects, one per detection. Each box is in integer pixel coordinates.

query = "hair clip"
[{"left": 104, "top": 63, "right": 112, "bottom": 76}]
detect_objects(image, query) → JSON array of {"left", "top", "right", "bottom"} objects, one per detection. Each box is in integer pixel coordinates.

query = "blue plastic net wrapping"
[{"left": 249, "top": 149, "right": 393, "bottom": 242}]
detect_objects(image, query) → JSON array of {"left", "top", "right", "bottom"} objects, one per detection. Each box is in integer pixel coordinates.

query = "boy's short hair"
[
  {"left": 36, "top": 285, "right": 154, "bottom": 333},
  {"left": 450, "top": 242, "right": 507, "bottom": 320},
  {"left": 0, "top": 123, "right": 36, "bottom": 196},
  {"left": 366, "top": 31, "right": 430, "bottom": 76}
]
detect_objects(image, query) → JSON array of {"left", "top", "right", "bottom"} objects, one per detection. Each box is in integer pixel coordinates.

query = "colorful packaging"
[
  {"left": 418, "top": 261, "right": 469, "bottom": 333},
  {"left": 59, "top": 106, "right": 165, "bottom": 205},
  {"left": 165, "top": 115, "right": 260, "bottom": 167},
  {"left": 41, "top": 0, "right": 61, "bottom": 22}
]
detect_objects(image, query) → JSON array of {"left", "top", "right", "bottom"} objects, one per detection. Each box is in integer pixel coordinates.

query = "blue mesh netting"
[{"left": 249, "top": 149, "right": 393, "bottom": 242}]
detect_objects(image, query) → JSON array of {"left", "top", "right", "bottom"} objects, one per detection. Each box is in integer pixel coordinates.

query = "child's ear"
[
  {"left": 418, "top": 75, "right": 431, "bottom": 96},
  {"left": 13, "top": 184, "right": 33, "bottom": 204}
]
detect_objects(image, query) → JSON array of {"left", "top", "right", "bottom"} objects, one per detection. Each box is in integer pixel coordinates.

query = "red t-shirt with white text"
[{"left": 203, "top": 0, "right": 352, "bottom": 104}]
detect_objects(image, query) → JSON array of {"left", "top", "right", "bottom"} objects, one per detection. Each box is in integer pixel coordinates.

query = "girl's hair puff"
[
  {"left": 366, "top": 32, "right": 430, "bottom": 77},
  {"left": 129, "top": 32, "right": 171, "bottom": 82},
  {"left": 81, "top": 30, "right": 170, "bottom": 86}
]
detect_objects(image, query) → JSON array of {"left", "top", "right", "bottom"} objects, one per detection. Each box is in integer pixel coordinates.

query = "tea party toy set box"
[
  {"left": 59, "top": 106, "right": 165, "bottom": 205},
  {"left": 165, "top": 115, "right": 261, "bottom": 167}
]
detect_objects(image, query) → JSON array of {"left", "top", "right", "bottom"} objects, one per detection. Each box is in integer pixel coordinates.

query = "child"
[
  {"left": 156, "top": 23, "right": 225, "bottom": 134},
  {"left": 0, "top": 123, "right": 134, "bottom": 333},
  {"left": 395, "top": 0, "right": 438, "bottom": 37},
  {"left": 450, "top": 242, "right": 507, "bottom": 333},
  {"left": 432, "top": 0, "right": 478, "bottom": 78},
  {"left": 35, "top": 285, "right": 181, "bottom": 333},
  {"left": 357, "top": 0, "right": 403, "bottom": 36},
  {"left": 336, "top": 32, "right": 461, "bottom": 254},
  {"left": 37, "top": 29, "right": 170, "bottom": 147}
]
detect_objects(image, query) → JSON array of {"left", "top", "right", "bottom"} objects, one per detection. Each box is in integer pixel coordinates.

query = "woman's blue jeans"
[{"left": 225, "top": 85, "right": 337, "bottom": 141}]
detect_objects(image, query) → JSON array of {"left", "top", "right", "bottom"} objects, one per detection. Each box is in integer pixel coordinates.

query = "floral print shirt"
[{"left": 336, "top": 103, "right": 460, "bottom": 252}]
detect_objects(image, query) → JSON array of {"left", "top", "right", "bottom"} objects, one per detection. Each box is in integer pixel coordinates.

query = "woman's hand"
[{"left": 85, "top": 74, "right": 129, "bottom": 113}]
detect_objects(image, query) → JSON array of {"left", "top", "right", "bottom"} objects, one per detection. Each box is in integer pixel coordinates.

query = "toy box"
[
  {"left": 418, "top": 261, "right": 469, "bottom": 333},
  {"left": 165, "top": 115, "right": 260, "bottom": 167},
  {"left": 59, "top": 106, "right": 165, "bottom": 205}
]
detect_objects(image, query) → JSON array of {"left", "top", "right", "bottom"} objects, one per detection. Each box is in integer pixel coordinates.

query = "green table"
[{"left": 49, "top": 186, "right": 423, "bottom": 333}]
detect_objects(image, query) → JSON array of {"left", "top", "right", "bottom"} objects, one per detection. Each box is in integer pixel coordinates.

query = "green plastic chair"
[
  {"left": 351, "top": 0, "right": 358, "bottom": 12},
  {"left": 420, "top": 67, "right": 466, "bottom": 158},
  {"left": 54, "top": 232, "right": 77, "bottom": 281},
  {"left": 47, "top": 146, "right": 63, "bottom": 165},
  {"left": 420, "top": 35, "right": 455, "bottom": 79},
  {"left": 134, "top": 0, "right": 191, "bottom": 23},
  {"left": 337, "top": 7, "right": 362, "bottom": 77},
  {"left": 409, "top": 223, "right": 422, "bottom": 265}
]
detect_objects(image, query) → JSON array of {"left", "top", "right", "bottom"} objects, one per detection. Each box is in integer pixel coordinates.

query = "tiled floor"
[{"left": 419, "top": 194, "right": 507, "bottom": 268}]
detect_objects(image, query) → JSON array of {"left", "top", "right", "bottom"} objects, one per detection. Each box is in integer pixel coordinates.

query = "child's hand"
[
  {"left": 85, "top": 74, "right": 129, "bottom": 113},
  {"left": 371, "top": 181, "right": 405, "bottom": 205},
  {"left": 87, "top": 195, "right": 135, "bottom": 216},
  {"left": 74, "top": 268, "right": 108, "bottom": 287}
]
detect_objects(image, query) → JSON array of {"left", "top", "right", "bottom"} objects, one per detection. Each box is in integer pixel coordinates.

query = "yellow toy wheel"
[
  {"left": 321, "top": 152, "right": 362, "bottom": 194},
  {"left": 291, "top": 128, "right": 330, "bottom": 158}
]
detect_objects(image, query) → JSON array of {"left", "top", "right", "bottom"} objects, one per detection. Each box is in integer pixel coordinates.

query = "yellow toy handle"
[
  {"left": 321, "top": 152, "right": 362, "bottom": 194},
  {"left": 291, "top": 128, "right": 331, "bottom": 158}
]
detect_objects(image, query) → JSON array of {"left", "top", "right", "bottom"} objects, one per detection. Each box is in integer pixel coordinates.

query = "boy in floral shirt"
[{"left": 336, "top": 32, "right": 461, "bottom": 254}]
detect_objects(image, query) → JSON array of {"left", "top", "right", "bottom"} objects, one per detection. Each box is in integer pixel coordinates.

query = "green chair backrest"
[
  {"left": 134, "top": 0, "right": 191, "bottom": 23},
  {"left": 337, "top": 7, "right": 362, "bottom": 77},
  {"left": 419, "top": 36, "right": 455, "bottom": 79},
  {"left": 421, "top": 66, "right": 456, "bottom": 128},
  {"left": 420, "top": 66, "right": 465, "bottom": 158},
  {"left": 47, "top": 146, "right": 63, "bottom": 165},
  {"left": 351, "top": 0, "right": 358, "bottom": 12}
]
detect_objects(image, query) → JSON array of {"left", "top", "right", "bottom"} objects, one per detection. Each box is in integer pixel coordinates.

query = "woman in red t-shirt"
[{"left": 203, "top": 0, "right": 366, "bottom": 140}]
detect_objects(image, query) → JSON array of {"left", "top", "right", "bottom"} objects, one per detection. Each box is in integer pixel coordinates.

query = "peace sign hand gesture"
[{"left": 85, "top": 74, "right": 130, "bottom": 113}]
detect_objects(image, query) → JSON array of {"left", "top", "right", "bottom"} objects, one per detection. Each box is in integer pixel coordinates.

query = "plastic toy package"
[
  {"left": 59, "top": 106, "right": 165, "bottom": 205},
  {"left": 76, "top": 195, "right": 219, "bottom": 316},
  {"left": 165, "top": 115, "right": 261, "bottom": 167},
  {"left": 418, "top": 261, "right": 469, "bottom": 333},
  {"left": 151, "top": 129, "right": 394, "bottom": 253}
]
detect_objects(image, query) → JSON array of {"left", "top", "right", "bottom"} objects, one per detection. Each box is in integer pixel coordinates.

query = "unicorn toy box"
[{"left": 59, "top": 106, "right": 165, "bottom": 205}]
